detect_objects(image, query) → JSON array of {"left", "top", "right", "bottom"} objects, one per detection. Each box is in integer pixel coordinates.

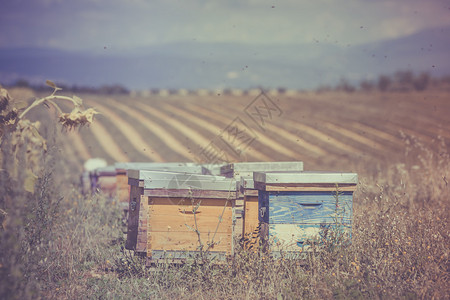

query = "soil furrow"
[
  {"left": 185, "top": 102, "right": 322, "bottom": 161},
  {"left": 86, "top": 99, "right": 164, "bottom": 162},
  {"left": 89, "top": 121, "right": 129, "bottom": 163},
  {"left": 103, "top": 97, "right": 196, "bottom": 162},
  {"left": 133, "top": 101, "right": 237, "bottom": 164},
  {"left": 159, "top": 102, "right": 273, "bottom": 162}
]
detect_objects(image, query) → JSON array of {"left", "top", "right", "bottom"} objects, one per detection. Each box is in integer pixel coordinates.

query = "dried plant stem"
[{"left": 19, "top": 95, "right": 78, "bottom": 119}]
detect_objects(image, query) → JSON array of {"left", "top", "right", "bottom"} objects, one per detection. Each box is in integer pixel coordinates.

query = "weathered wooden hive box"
[
  {"left": 115, "top": 162, "right": 204, "bottom": 211},
  {"left": 126, "top": 170, "right": 236, "bottom": 261},
  {"left": 91, "top": 166, "right": 117, "bottom": 198},
  {"left": 254, "top": 171, "right": 358, "bottom": 257},
  {"left": 221, "top": 162, "right": 304, "bottom": 245}
]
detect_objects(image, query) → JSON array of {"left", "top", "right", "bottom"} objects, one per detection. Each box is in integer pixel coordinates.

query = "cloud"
[{"left": 1, "top": 0, "right": 449, "bottom": 51}]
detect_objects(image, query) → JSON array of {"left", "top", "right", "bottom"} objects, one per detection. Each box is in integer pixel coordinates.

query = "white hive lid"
[
  {"left": 253, "top": 171, "right": 358, "bottom": 185},
  {"left": 221, "top": 161, "right": 304, "bottom": 176}
]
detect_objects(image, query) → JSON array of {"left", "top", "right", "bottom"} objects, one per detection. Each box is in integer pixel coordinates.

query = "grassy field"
[{"left": 0, "top": 87, "right": 449, "bottom": 299}]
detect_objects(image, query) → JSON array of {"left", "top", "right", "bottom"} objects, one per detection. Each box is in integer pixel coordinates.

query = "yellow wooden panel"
[
  {"left": 116, "top": 173, "right": 129, "bottom": 204},
  {"left": 97, "top": 176, "right": 117, "bottom": 197},
  {"left": 149, "top": 197, "right": 232, "bottom": 208},
  {"left": 148, "top": 231, "right": 232, "bottom": 254},
  {"left": 136, "top": 195, "right": 148, "bottom": 253},
  {"left": 148, "top": 197, "right": 232, "bottom": 234},
  {"left": 148, "top": 212, "right": 232, "bottom": 233},
  {"left": 243, "top": 195, "right": 259, "bottom": 236}
]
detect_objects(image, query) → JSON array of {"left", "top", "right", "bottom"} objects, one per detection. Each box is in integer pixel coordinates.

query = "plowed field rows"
[{"left": 58, "top": 90, "right": 449, "bottom": 178}]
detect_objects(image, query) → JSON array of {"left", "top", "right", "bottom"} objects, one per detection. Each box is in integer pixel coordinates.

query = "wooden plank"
[
  {"left": 243, "top": 189, "right": 258, "bottom": 196},
  {"left": 136, "top": 195, "right": 149, "bottom": 253},
  {"left": 234, "top": 217, "right": 243, "bottom": 239},
  {"left": 125, "top": 186, "right": 144, "bottom": 250},
  {"left": 148, "top": 198, "right": 232, "bottom": 233},
  {"left": 148, "top": 211, "right": 232, "bottom": 233},
  {"left": 254, "top": 171, "right": 358, "bottom": 185},
  {"left": 147, "top": 196, "right": 233, "bottom": 256},
  {"left": 128, "top": 169, "right": 220, "bottom": 181},
  {"left": 266, "top": 223, "right": 352, "bottom": 252},
  {"left": 243, "top": 195, "right": 260, "bottom": 236},
  {"left": 255, "top": 182, "right": 357, "bottom": 192},
  {"left": 144, "top": 189, "right": 236, "bottom": 199},
  {"left": 116, "top": 162, "right": 202, "bottom": 173},
  {"left": 116, "top": 173, "right": 130, "bottom": 205},
  {"left": 221, "top": 161, "right": 304, "bottom": 177},
  {"left": 148, "top": 250, "right": 227, "bottom": 261},
  {"left": 235, "top": 199, "right": 244, "bottom": 206},
  {"left": 142, "top": 178, "right": 236, "bottom": 190},
  {"left": 148, "top": 231, "right": 232, "bottom": 254}
]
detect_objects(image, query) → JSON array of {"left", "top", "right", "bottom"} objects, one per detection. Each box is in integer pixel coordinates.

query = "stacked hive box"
[
  {"left": 115, "top": 162, "right": 204, "bottom": 212},
  {"left": 254, "top": 171, "right": 357, "bottom": 258},
  {"left": 220, "top": 162, "right": 304, "bottom": 246},
  {"left": 126, "top": 170, "right": 236, "bottom": 261},
  {"left": 90, "top": 166, "right": 117, "bottom": 198}
]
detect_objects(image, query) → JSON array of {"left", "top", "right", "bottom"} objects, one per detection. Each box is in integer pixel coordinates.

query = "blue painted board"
[
  {"left": 259, "top": 191, "right": 353, "bottom": 224},
  {"left": 266, "top": 223, "right": 352, "bottom": 252}
]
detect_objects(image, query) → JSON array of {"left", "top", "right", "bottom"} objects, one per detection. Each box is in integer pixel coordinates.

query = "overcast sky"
[{"left": 1, "top": 0, "right": 450, "bottom": 52}]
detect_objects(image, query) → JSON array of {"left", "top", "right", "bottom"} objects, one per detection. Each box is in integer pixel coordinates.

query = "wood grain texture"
[
  {"left": 253, "top": 171, "right": 358, "bottom": 185},
  {"left": 125, "top": 185, "right": 144, "bottom": 250},
  {"left": 147, "top": 196, "right": 233, "bottom": 256},
  {"left": 148, "top": 231, "right": 232, "bottom": 254},
  {"left": 144, "top": 189, "right": 236, "bottom": 199},
  {"left": 116, "top": 173, "right": 130, "bottom": 205},
  {"left": 243, "top": 195, "right": 260, "bottom": 237},
  {"left": 136, "top": 195, "right": 148, "bottom": 253},
  {"left": 255, "top": 182, "right": 357, "bottom": 192},
  {"left": 265, "top": 192, "right": 353, "bottom": 224}
]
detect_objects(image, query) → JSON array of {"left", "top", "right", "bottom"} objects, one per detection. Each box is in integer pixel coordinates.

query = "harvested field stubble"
[{"left": 0, "top": 87, "right": 449, "bottom": 299}]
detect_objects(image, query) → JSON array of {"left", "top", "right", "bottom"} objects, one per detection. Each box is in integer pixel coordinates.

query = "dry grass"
[
  {"left": 0, "top": 87, "right": 448, "bottom": 299},
  {"left": 1, "top": 131, "right": 447, "bottom": 299}
]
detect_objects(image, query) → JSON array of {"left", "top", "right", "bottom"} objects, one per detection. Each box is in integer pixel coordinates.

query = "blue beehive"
[{"left": 253, "top": 171, "right": 358, "bottom": 257}]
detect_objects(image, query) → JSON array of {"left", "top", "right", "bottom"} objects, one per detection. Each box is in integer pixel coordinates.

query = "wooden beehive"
[
  {"left": 221, "top": 162, "right": 304, "bottom": 245},
  {"left": 91, "top": 166, "right": 117, "bottom": 198},
  {"left": 115, "top": 162, "right": 204, "bottom": 212},
  {"left": 126, "top": 170, "right": 236, "bottom": 261},
  {"left": 254, "top": 171, "right": 357, "bottom": 258}
]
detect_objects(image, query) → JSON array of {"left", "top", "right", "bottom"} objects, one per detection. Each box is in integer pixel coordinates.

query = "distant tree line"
[
  {"left": 319, "top": 71, "right": 450, "bottom": 93},
  {"left": 9, "top": 79, "right": 130, "bottom": 95},
  {"left": 5, "top": 71, "right": 450, "bottom": 94}
]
